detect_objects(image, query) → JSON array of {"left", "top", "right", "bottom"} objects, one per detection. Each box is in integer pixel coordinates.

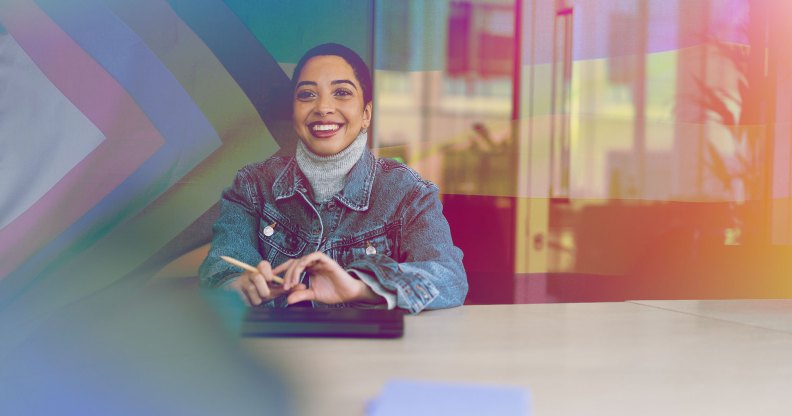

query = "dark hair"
[{"left": 291, "top": 43, "right": 373, "bottom": 105}]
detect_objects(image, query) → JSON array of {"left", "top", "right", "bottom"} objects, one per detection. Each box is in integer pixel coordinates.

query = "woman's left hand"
[{"left": 276, "top": 251, "right": 383, "bottom": 305}]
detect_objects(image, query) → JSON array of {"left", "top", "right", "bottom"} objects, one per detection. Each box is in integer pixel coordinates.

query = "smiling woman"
[
  {"left": 198, "top": 43, "right": 468, "bottom": 314},
  {"left": 292, "top": 54, "right": 371, "bottom": 156}
]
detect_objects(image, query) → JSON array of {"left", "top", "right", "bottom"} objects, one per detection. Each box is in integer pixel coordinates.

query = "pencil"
[{"left": 220, "top": 255, "right": 285, "bottom": 285}]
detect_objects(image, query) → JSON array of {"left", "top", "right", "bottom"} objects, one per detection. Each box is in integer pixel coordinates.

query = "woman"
[{"left": 199, "top": 43, "right": 467, "bottom": 314}]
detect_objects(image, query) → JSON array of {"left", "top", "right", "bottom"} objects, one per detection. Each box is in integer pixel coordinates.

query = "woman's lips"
[{"left": 309, "top": 122, "right": 342, "bottom": 139}]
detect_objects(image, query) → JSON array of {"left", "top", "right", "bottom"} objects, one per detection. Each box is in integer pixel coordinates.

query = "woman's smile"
[{"left": 309, "top": 121, "right": 344, "bottom": 139}]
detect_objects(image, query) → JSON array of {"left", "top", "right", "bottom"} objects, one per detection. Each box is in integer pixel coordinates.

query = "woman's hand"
[
  {"left": 227, "top": 260, "right": 288, "bottom": 306},
  {"left": 277, "top": 252, "right": 384, "bottom": 305}
]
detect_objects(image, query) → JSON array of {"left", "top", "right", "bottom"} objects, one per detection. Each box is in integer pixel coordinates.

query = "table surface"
[{"left": 242, "top": 300, "right": 792, "bottom": 416}]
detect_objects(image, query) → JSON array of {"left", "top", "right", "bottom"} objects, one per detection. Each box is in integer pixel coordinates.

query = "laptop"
[{"left": 242, "top": 307, "right": 405, "bottom": 338}]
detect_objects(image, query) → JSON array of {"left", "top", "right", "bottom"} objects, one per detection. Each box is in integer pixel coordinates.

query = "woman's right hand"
[{"left": 226, "top": 260, "right": 287, "bottom": 306}]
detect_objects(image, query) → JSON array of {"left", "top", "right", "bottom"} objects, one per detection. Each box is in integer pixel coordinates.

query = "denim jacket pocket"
[
  {"left": 259, "top": 217, "right": 307, "bottom": 266},
  {"left": 333, "top": 224, "right": 398, "bottom": 268}
]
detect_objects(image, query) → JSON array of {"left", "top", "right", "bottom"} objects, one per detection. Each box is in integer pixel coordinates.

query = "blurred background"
[{"left": 2, "top": 0, "right": 792, "bottom": 329}]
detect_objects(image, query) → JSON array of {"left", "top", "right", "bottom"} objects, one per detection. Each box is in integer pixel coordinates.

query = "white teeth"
[{"left": 312, "top": 124, "right": 339, "bottom": 132}]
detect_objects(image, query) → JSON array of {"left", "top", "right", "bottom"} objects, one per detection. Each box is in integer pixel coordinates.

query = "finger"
[
  {"left": 299, "top": 251, "right": 326, "bottom": 266},
  {"left": 245, "top": 281, "right": 263, "bottom": 306},
  {"left": 286, "top": 287, "right": 316, "bottom": 305},
  {"left": 288, "top": 255, "right": 317, "bottom": 288},
  {"left": 300, "top": 252, "right": 346, "bottom": 280},
  {"left": 287, "top": 254, "right": 315, "bottom": 290},
  {"left": 271, "top": 259, "right": 294, "bottom": 287},
  {"left": 250, "top": 273, "right": 271, "bottom": 298},
  {"left": 298, "top": 251, "right": 332, "bottom": 272},
  {"left": 286, "top": 252, "right": 334, "bottom": 291},
  {"left": 271, "top": 259, "right": 293, "bottom": 276},
  {"left": 235, "top": 287, "right": 251, "bottom": 307},
  {"left": 226, "top": 277, "right": 255, "bottom": 306},
  {"left": 283, "top": 258, "right": 305, "bottom": 291},
  {"left": 256, "top": 261, "right": 277, "bottom": 284}
]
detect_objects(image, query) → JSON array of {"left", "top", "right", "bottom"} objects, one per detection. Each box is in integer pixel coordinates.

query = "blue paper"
[{"left": 367, "top": 379, "right": 531, "bottom": 416}]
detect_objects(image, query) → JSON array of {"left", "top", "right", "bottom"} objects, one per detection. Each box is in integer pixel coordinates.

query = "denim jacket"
[{"left": 198, "top": 149, "right": 468, "bottom": 314}]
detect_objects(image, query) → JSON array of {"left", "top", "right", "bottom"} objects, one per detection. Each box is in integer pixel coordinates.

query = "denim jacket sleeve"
[
  {"left": 198, "top": 168, "right": 263, "bottom": 288},
  {"left": 345, "top": 180, "right": 468, "bottom": 314}
]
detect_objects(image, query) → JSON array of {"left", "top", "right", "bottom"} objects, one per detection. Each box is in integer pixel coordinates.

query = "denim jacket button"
[{"left": 263, "top": 226, "right": 274, "bottom": 237}]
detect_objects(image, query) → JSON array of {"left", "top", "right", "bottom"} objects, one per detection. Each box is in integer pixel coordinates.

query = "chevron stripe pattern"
[{"left": 0, "top": 0, "right": 373, "bottom": 337}]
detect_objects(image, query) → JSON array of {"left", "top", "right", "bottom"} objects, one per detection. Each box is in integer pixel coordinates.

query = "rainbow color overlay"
[{"left": 1, "top": 0, "right": 791, "bottom": 343}]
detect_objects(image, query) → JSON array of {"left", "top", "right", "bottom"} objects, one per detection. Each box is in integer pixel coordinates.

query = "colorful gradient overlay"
[{"left": 1, "top": 0, "right": 791, "bottom": 344}]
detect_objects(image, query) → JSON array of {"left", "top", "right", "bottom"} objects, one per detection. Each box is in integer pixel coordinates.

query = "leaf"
[
  {"left": 735, "top": 150, "right": 750, "bottom": 172},
  {"left": 738, "top": 78, "right": 750, "bottom": 101},
  {"left": 706, "top": 140, "right": 733, "bottom": 191},
  {"left": 693, "top": 77, "right": 736, "bottom": 126}
]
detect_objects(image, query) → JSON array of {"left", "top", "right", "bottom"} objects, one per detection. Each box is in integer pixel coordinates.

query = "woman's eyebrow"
[
  {"left": 295, "top": 80, "right": 357, "bottom": 90},
  {"left": 331, "top": 79, "right": 357, "bottom": 90},
  {"left": 295, "top": 80, "right": 317, "bottom": 88}
]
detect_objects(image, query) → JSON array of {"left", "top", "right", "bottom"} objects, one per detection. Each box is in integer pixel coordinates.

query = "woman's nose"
[{"left": 314, "top": 95, "right": 334, "bottom": 116}]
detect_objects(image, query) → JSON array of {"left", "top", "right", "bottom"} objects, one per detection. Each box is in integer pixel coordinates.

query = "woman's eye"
[
  {"left": 296, "top": 90, "right": 315, "bottom": 100},
  {"left": 333, "top": 88, "right": 353, "bottom": 97}
]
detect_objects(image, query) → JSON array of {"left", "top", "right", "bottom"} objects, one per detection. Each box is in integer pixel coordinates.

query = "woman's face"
[{"left": 292, "top": 55, "right": 372, "bottom": 156}]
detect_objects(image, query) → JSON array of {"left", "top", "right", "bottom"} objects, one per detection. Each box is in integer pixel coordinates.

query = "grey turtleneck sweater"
[{"left": 295, "top": 131, "right": 368, "bottom": 202}]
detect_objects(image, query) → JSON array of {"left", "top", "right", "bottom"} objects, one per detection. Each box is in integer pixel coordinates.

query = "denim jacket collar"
[{"left": 271, "top": 149, "right": 376, "bottom": 212}]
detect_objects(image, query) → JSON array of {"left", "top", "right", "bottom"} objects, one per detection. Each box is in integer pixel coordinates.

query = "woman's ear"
[{"left": 361, "top": 102, "right": 373, "bottom": 130}]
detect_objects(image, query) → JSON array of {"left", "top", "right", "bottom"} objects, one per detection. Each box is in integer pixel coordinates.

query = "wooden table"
[{"left": 242, "top": 300, "right": 792, "bottom": 416}]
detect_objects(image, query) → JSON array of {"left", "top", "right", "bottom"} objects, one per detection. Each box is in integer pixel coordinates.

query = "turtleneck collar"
[{"left": 295, "top": 130, "right": 368, "bottom": 202}]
